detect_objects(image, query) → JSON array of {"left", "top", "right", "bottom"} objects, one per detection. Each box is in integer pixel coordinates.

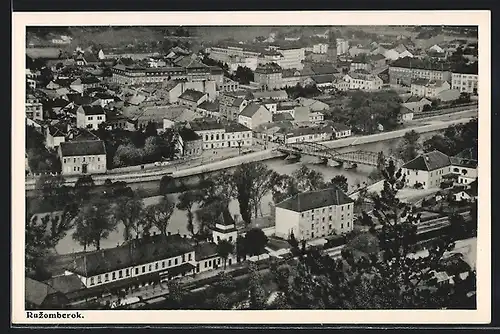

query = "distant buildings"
[
  {"left": 238, "top": 103, "right": 273, "bottom": 130},
  {"left": 451, "top": 73, "right": 478, "bottom": 94},
  {"left": 76, "top": 105, "right": 106, "bottom": 130},
  {"left": 190, "top": 118, "right": 253, "bottom": 150},
  {"left": 336, "top": 38, "right": 349, "bottom": 55},
  {"left": 410, "top": 79, "right": 451, "bottom": 99},
  {"left": 254, "top": 63, "right": 283, "bottom": 90},
  {"left": 342, "top": 72, "right": 383, "bottom": 91},
  {"left": 389, "top": 58, "right": 452, "bottom": 86},
  {"left": 275, "top": 187, "right": 355, "bottom": 240},
  {"left": 26, "top": 94, "right": 43, "bottom": 121},
  {"left": 58, "top": 140, "right": 107, "bottom": 175},
  {"left": 401, "top": 150, "right": 452, "bottom": 189}
]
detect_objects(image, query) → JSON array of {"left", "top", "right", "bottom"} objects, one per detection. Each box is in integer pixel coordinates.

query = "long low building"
[{"left": 190, "top": 118, "right": 253, "bottom": 150}]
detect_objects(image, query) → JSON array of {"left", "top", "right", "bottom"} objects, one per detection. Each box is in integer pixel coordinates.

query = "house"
[
  {"left": 283, "top": 125, "right": 334, "bottom": 144},
  {"left": 401, "top": 150, "right": 452, "bottom": 189},
  {"left": 26, "top": 94, "right": 43, "bottom": 121},
  {"left": 224, "top": 122, "right": 253, "bottom": 148},
  {"left": 25, "top": 277, "right": 69, "bottom": 310},
  {"left": 177, "top": 127, "right": 203, "bottom": 157},
  {"left": 349, "top": 46, "right": 371, "bottom": 58},
  {"left": 189, "top": 119, "right": 226, "bottom": 150},
  {"left": 436, "top": 89, "right": 461, "bottom": 102},
  {"left": 350, "top": 62, "right": 372, "bottom": 73},
  {"left": 238, "top": 103, "right": 272, "bottom": 130},
  {"left": 254, "top": 62, "right": 283, "bottom": 90},
  {"left": 410, "top": 79, "right": 451, "bottom": 99},
  {"left": 250, "top": 90, "right": 288, "bottom": 101},
  {"left": 332, "top": 123, "right": 352, "bottom": 139},
  {"left": 197, "top": 101, "right": 220, "bottom": 118},
  {"left": 219, "top": 91, "right": 249, "bottom": 121},
  {"left": 218, "top": 77, "right": 240, "bottom": 93},
  {"left": 76, "top": 105, "right": 106, "bottom": 130},
  {"left": 343, "top": 72, "right": 383, "bottom": 91},
  {"left": 273, "top": 113, "right": 294, "bottom": 122},
  {"left": 451, "top": 72, "right": 478, "bottom": 95},
  {"left": 45, "top": 123, "right": 68, "bottom": 149},
  {"left": 450, "top": 148, "right": 478, "bottom": 185},
  {"left": 311, "top": 74, "right": 335, "bottom": 89},
  {"left": 399, "top": 106, "right": 414, "bottom": 123},
  {"left": 65, "top": 234, "right": 196, "bottom": 288},
  {"left": 275, "top": 186, "right": 355, "bottom": 240},
  {"left": 402, "top": 96, "right": 432, "bottom": 113},
  {"left": 429, "top": 44, "right": 445, "bottom": 54},
  {"left": 451, "top": 189, "right": 474, "bottom": 202},
  {"left": 58, "top": 139, "right": 106, "bottom": 176},
  {"left": 368, "top": 54, "right": 387, "bottom": 68},
  {"left": 177, "top": 89, "right": 208, "bottom": 110},
  {"left": 297, "top": 97, "right": 329, "bottom": 111},
  {"left": 309, "top": 112, "right": 324, "bottom": 123},
  {"left": 105, "top": 111, "right": 135, "bottom": 131}
]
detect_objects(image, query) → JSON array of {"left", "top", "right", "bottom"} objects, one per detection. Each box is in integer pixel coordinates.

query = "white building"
[
  {"left": 343, "top": 72, "right": 383, "bottom": 91},
  {"left": 313, "top": 43, "right": 329, "bottom": 54},
  {"left": 410, "top": 79, "right": 451, "bottom": 99},
  {"left": 336, "top": 38, "right": 349, "bottom": 55},
  {"left": 190, "top": 119, "right": 252, "bottom": 150},
  {"left": 26, "top": 94, "right": 43, "bottom": 121},
  {"left": 283, "top": 125, "right": 334, "bottom": 144},
  {"left": 401, "top": 150, "right": 452, "bottom": 189},
  {"left": 238, "top": 103, "right": 272, "bottom": 130},
  {"left": 58, "top": 140, "right": 107, "bottom": 176},
  {"left": 76, "top": 105, "right": 106, "bottom": 130},
  {"left": 451, "top": 73, "right": 478, "bottom": 94},
  {"left": 277, "top": 46, "right": 305, "bottom": 70},
  {"left": 275, "top": 187, "right": 355, "bottom": 240}
]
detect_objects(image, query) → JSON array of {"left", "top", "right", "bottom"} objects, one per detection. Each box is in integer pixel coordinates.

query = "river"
[{"left": 54, "top": 131, "right": 439, "bottom": 255}]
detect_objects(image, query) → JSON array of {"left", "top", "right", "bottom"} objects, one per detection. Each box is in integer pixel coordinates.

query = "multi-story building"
[
  {"left": 450, "top": 148, "right": 478, "bottom": 186},
  {"left": 190, "top": 119, "right": 252, "bottom": 150},
  {"left": 389, "top": 58, "right": 452, "bottom": 86},
  {"left": 336, "top": 38, "right": 349, "bottom": 55},
  {"left": 275, "top": 187, "right": 355, "bottom": 240},
  {"left": 177, "top": 89, "right": 208, "bottom": 110},
  {"left": 238, "top": 103, "right": 272, "bottom": 130},
  {"left": 254, "top": 63, "right": 283, "bottom": 90},
  {"left": 219, "top": 91, "right": 249, "bottom": 121},
  {"left": 343, "top": 72, "right": 383, "bottom": 91},
  {"left": 218, "top": 77, "right": 240, "bottom": 93},
  {"left": 402, "top": 96, "right": 432, "bottom": 113},
  {"left": 308, "top": 111, "right": 324, "bottom": 122},
  {"left": 401, "top": 150, "right": 452, "bottom": 189},
  {"left": 313, "top": 43, "right": 329, "bottom": 54},
  {"left": 282, "top": 125, "right": 334, "bottom": 144},
  {"left": 451, "top": 72, "right": 478, "bottom": 94},
  {"left": 410, "top": 79, "right": 451, "bottom": 99},
  {"left": 177, "top": 127, "right": 203, "bottom": 157},
  {"left": 163, "top": 80, "right": 217, "bottom": 104},
  {"left": 277, "top": 45, "right": 305, "bottom": 70},
  {"left": 26, "top": 94, "right": 43, "bottom": 121},
  {"left": 58, "top": 140, "right": 107, "bottom": 175},
  {"left": 350, "top": 62, "right": 372, "bottom": 72},
  {"left": 332, "top": 123, "right": 352, "bottom": 138},
  {"left": 76, "top": 105, "right": 106, "bottom": 130}
]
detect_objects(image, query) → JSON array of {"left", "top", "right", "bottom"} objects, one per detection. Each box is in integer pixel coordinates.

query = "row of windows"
[
  {"left": 88, "top": 253, "right": 193, "bottom": 286},
  {"left": 63, "top": 156, "right": 101, "bottom": 164},
  {"left": 204, "top": 258, "right": 221, "bottom": 268},
  {"left": 203, "top": 132, "right": 251, "bottom": 142},
  {"left": 300, "top": 204, "right": 351, "bottom": 218},
  {"left": 87, "top": 116, "right": 104, "bottom": 121}
]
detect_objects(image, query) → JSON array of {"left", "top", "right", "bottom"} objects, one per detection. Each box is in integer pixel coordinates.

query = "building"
[
  {"left": 389, "top": 58, "right": 452, "bottom": 86},
  {"left": 65, "top": 234, "right": 196, "bottom": 289},
  {"left": 111, "top": 65, "right": 188, "bottom": 85},
  {"left": 429, "top": 44, "right": 445, "bottom": 54},
  {"left": 45, "top": 123, "right": 68, "bottom": 149},
  {"left": 58, "top": 140, "right": 107, "bottom": 175},
  {"left": 163, "top": 80, "right": 217, "bottom": 104},
  {"left": 410, "top": 79, "right": 451, "bottom": 99},
  {"left": 309, "top": 112, "right": 324, "bottom": 123},
  {"left": 277, "top": 45, "right": 305, "bottom": 70},
  {"left": 26, "top": 94, "right": 43, "bottom": 121},
  {"left": 451, "top": 73, "right": 478, "bottom": 94},
  {"left": 197, "top": 101, "right": 220, "bottom": 118},
  {"left": 313, "top": 43, "right": 328, "bottom": 54},
  {"left": 275, "top": 187, "right": 355, "bottom": 240},
  {"left": 401, "top": 150, "right": 452, "bottom": 189},
  {"left": 350, "top": 62, "right": 372, "bottom": 72},
  {"left": 343, "top": 72, "right": 383, "bottom": 91},
  {"left": 336, "top": 38, "right": 349, "bottom": 55},
  {"left": 238, "top": 103, "right": 272, "bottom": 130},
  {"left": 219, "top": 92, "right": 249, "bottom": 121},
  {"left": 190, "top": 118, "right": 252, "bottom": 150},
  {"left": 450, "top": 148, "right": 478, "bottom": 186},
  {"left": 250, "top": 90, "right": 289, "bottom": 101},
  {"left": 369, "top": 54, "right": 387, "bottom": 68},
  {"left": 283, "top": 125, "right": 334, "bottom": 144},
  {"left": 332, "top": 123, "right": 352, "bottom": 138},
  {"left": 177, "top": 89, "right": 208, "bottom": 110},
  {"left": 25, "top": 277, "right": 69, "bottom": 310},
  {"left": 218, "top": 77, "right": 240, "bottom": 93},
  {"left": 76, "top": 105, "right": 106, "bottom": 130},
  {"left": 436, "top": 89, "right": 461, "bottom": 102},
  {"left": 399, "top": 106, "right": 414, "bottom": 123},
  {"left": 402, "top": 96, "right": 432, "bottom": 113},
  {"left": 254, "top": 63, "right": 283, "bottom": 90},
  {"left": 177, "top": 127, "right": 203, "bottom": 157}
]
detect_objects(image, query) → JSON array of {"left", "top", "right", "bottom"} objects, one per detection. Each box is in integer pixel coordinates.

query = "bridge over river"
[{"left": 277, "top": 142, "right": 403, "bottom": 167}]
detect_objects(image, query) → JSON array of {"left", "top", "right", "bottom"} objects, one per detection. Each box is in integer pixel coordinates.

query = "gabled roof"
[
  {"left": 80, "top": 105, "right": 105, "bottom": 115},
  {"left": 25, "top": 277, "right": 60, "bottom": 306},
  {"left": 276, "top": 186, "right": 354, "bottom": 212},
  {"left": 239, "top": 103, "right": 266, "bottom": 118},
  {"left": 273, "top": 113, "right": 294, "bottom": 122},
  {"left": 178, "top": 89, "right": 206, "bottom": 102},
  {"left": 402, "top": 150, "right": 451, "bottom": 171},
  {"left": 44, "top": 274, "right": 86, "bottom": 294},
  {"left": 178, "top": 127, "right": 202, "bottom": 142},
  {"left": 224, "top": 121, "right": 251, "bottom": 133},
  {"left": 198, "top": 100, "right": 219, "bottom": 112},
  {"left": 68, "top": 234, "right": 194, "bottom": 277},
  {"left": 59, "top": 140, "right": 106, "bottom": 157},
  {"left": 194, "top": 242, "right": 218, "bottom": 261}
]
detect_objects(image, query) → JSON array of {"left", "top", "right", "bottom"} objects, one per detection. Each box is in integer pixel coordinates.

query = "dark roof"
[
  {"left": 25, "top": 277, "right": 60, "bottom": 306},
  {"left": 69, "top": 234, "right": 194, "bottom": 277},
  {"left": 178, "top": 89, "right": 206, "bottom": 102},
  {"left": 67, "top": 94, "right": 96, "bottom": 106},
  {"left": 231, "top": 97, "right": 245, "bottom": 107},
  {"left": 44, "top": 274, "right": 86, "bottom": 294},
  {"left": 59, "top": 140, "right": 106, "bottom": 157},
  {"left": 194, "top": 242, "right": 218, "bottom": 261},
  {"left": 254, "top": 62, "right": 282, "bottom": 74},
  {"left": 312, "top": 74, "right": 334, "bottom": 84},
  {"left": 400, "top": 106, "right": 414, "bottom": 115},
  {"left": 224, "top": 122, "right": 251, "bottom": 133},
  {"left": 273, "top": 113, "right": 294, "bottom": 122},
  {"left": 332, "top": 123, "right": 350, "bottom": 131},
  {"left": 454, "top": 147, "right": 478, "bottom": 161},
  {"left": 168, "top": 262, "right": 196, "bottom": 277},
  {"left": 190, "top": 119, "right": 225, "bottom": 131},
  {"left": 81, "top": 76, "right": 101, "bottom": 84},
  {"left": 240, "top": 103, "right": 265, "bottom": 118},
  {"left": 178, "top": 127, "right": 202, "bottom": 141},
  {"left": 369, "top": 54, "right": 386, "bottom": 61},
  {"left": 220, "top": 208, "right": 236, "bottom": 226},
  {"left": 198, "top": 101, "right": 219, "bottom": 112},
  {"left": 276, "top": 186, "right": 354, "bottom": 212},
  {"left": 80, "top": 105, "right": 105, "bottom": 115},
  {"left": 47, "top": 124, "right": 67, "bottom": 137},
  {"left": 402, "top": 150, "right": 451, "bottom": 171}
]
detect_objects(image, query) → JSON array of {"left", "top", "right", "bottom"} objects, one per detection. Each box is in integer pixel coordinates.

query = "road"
[{"left": 24, "top": 109, "right": 477, "bottom": 191}]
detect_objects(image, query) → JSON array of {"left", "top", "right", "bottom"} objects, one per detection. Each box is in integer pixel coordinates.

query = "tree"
[
  {"left": 292, "top": 165, "right": 325, "bottom": 192},
  {"left": 248, "top": 263, "right": 267, "bottom": 309},
  {"left": 244, "top": 228, "right": 269, "bottom": 257},
  {"left": 329, "top": 175, "right": 348, "bottom": 193},
  {"left": 233, "top": 162, "right": 274, "bottom": 223},
  {"left": 396, "top": 130, "right": 422, "bottom": 162},
  {"left": 74, "top": 175, "right": 95, "bottom": 202},
  {"left": 213, "top": 271, "right": 237, "bottom": 294},
  {"left": 176, "top": 190, "right": 203, "bottom": 237},
  {"left": 143, "top": 195, "right": 175, "bottom": 236},
  {"left": 216, "top": 240, "right": 234, "bottom": 269},
  {"left": 269, "top": 172, "right": 300, "bottom": 204},
  {"left": 110, "top": 196, "right": 145, "bottom": 241},
  {"left": 235, "top": 235, "right": 246, "bottom": 262},
  {"left": 72, "top": 200, "right": 116, "bottom": 251},
  {"left": 166, "top": 279, "right": 186, "bottom": 309}
]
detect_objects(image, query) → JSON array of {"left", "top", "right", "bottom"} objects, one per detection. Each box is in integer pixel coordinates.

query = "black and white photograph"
[{"left": 13, "top": 11, "right": 490, "bottom": 325}]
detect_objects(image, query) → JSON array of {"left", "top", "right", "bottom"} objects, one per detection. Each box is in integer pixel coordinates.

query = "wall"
[
  {"left": 60, "top": 153, "right": 107, "bottom": 176},
  {"left": 275, "top": 207, "right": 300, "bottom": 239},
  {"left": 298, "top": 203, "right": 354, "bottom": 240}
]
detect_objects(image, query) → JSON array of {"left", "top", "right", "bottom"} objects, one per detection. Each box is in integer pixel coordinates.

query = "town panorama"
[{"left": 25, "top": 25, "right": 478, "bottom": 310}]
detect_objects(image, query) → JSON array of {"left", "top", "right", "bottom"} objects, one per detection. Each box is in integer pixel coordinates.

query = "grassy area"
[{"left": 267, "top": 238, "right": 291, "bottom": 251}]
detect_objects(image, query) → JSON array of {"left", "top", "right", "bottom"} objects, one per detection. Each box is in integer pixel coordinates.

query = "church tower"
[{"left": 211, "top": 208, "right": 238, "bottom": 245}]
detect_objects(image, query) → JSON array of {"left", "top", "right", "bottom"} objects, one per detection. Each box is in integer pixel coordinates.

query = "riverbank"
[{"left": 24, "top": 111, "right": 476, "bottom": 191}]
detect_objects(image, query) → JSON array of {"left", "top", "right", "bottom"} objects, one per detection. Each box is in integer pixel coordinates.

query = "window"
[
  {"left": 311, "top": 215, "right": 314, "bottom": 220},
  {"left": 126, "top": 269, "right": 130, "bottom": 277},
  {"left": 229, "top": 236, "right": 233, "bottom": 242},
  {"left": 97, "top": 157, "right": 100, "bottom": 162},
  {"left": 155, "top": 262, "right": 159, "bottom": 270},
  {"left": 104, "top": 274, "right": 109, "bottom": 281},
  {"left": 347, "top": 204, "right": 350, "bottom": 210},
  {"left": 63, "top": 158, "right": 66, "bottom": 163},
  {"left": 111, "top": 272, "right": 116, "bottom": 280},
  {"left": 168, "top": 260, "right": 172, "bottom": 266},
  {"left": 88, "top": 116, "right": 93, "bottom": 121},
  {"left": 182, "top": 254, "right": 186, "bottom": 263},
  {"left": 218, "top": 258, "right": 221, "bottom": 265},
  {"left": 148, "top": 264, "right": 152, "bottom": 271},
  {"left": 204, "top": 262, "right": 207, "bottom": 268},
  {"left": 97, "top": 275, "right": 102, "bottom": 283},
  {"left": 341, "top": 223, "right": 344, "bottom": 229},
  {"left": 188, "top": 253, "right": 192, "bottom": 261},
  {"left": 341, "top": 215, "right": 344, "bottom": 220},
  {"left": 162, "top": 261, "right": 165, "bottom": 268},
  {"left": 301, "top": 213, "right": 304, "bottom": 217},
  {"left": 142, "top": 266, "right": 145, "bottom": 273},
  {"left": 175, "top": 258, "right": 178, "bottom": 265},
  {"left": 322, "top": 217, "right": 325, "bottom": 222},
  {"left": 90, "top": 277, "right": 95, "bottom": 285},
  {"left": 74, "top": 158, "right": 76, "bottom": 163},
  {"left": 135, "top": 268, "right": 139, "bottom": 275}
]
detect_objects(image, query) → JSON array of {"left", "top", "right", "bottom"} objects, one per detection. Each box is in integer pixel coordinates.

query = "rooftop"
[
  {"left": 194, "top": 242, "right": 218, "bottom": 261},
  {"left": 240, "top": 103, "right": 266, "bottom": 118},
  {"left": 276, "top": 186, "right": 354, "bottom": 212},
  {"left": 59, "top": 140, "right": 106, "bottom": 157},
  {"left": 68, "top": 234, "right": 194, "bottom": 277},
  {"left": 224, "top": 121, "right": 251, "bottom": 133},
  {"left": 178, "top": 89, "right": 206, "bottom": 102},
  {"left": 402, "top": 150, "right": 451, "bottom": 171},
  {"left": 179, "top": 127, "right": 202, "bottom": 141},
  {"left": 80, "top": 105, "right": 105, "bottom": 116}
]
